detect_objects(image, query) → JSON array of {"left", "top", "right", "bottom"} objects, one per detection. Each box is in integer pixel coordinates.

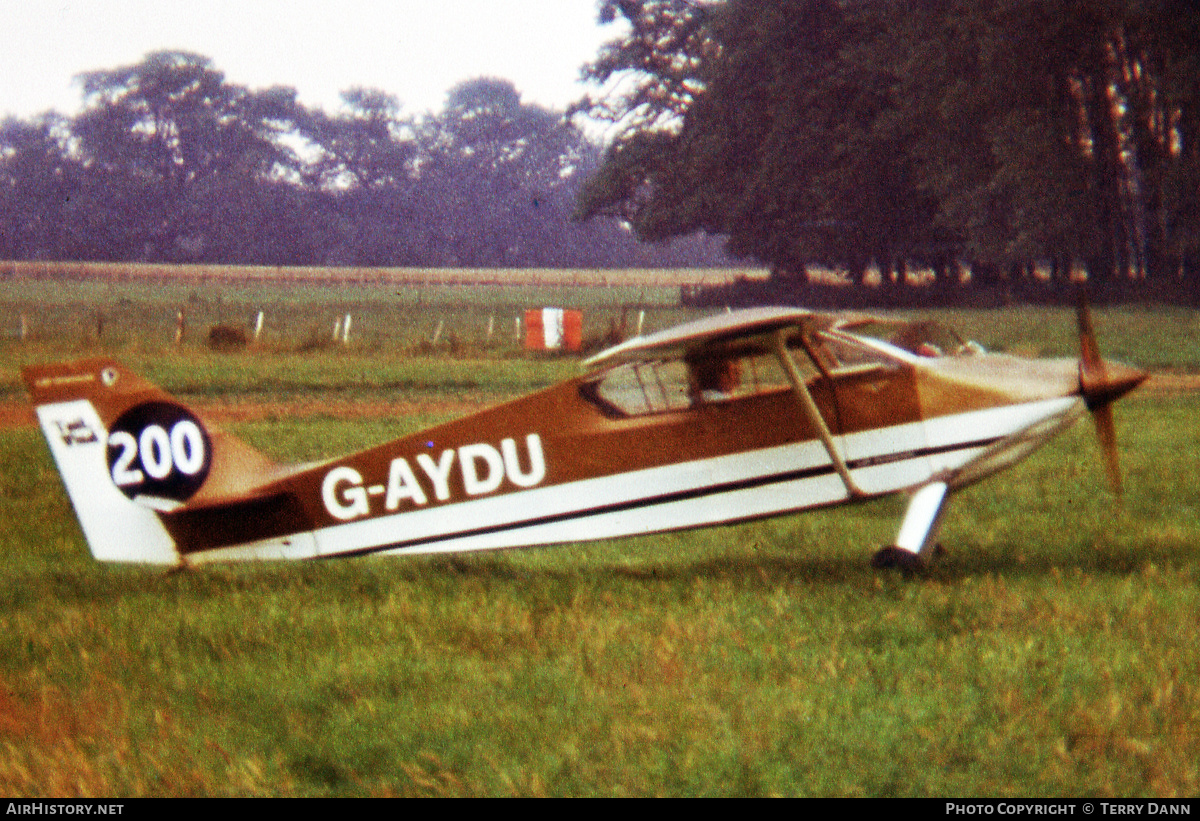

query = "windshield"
[{"left": 834, "top": 319, "right": 984, "bottom": 359}]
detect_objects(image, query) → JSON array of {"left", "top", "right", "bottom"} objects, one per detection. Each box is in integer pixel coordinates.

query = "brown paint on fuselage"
[
  {"left": 826, "top": 366, "right": 922, "bottom": 433},
  {"left": 165, "top": 363, "right": 930, "bottom": 553},
  {"left": 36, "top": 346, "right": 1085, "bottom": 556}
]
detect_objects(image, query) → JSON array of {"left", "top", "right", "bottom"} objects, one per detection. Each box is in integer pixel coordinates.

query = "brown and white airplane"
[{"left": 22, "top": 303, "right": 1146, "bottom": 572}]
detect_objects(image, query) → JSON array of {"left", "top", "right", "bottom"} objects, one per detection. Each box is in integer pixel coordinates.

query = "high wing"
[{"left": 583, "top": 307, "right": 826, "bottom": 367}]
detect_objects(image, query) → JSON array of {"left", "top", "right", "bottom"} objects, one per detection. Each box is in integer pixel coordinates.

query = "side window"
[
  {"left": 590, "top": 360, "right": 692, "bottom": 415},
  {"left": 585, "top": 345, "right": 813, "bottom": 417},
  {"left": 739, "top": 352, "right": 794, "bottom": 393}
]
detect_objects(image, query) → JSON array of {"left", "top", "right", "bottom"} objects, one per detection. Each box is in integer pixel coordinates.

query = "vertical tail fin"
[
  {"left": 22, "top": 357, "right": 283, "bottom": 565},
  {"left": 24, "top": 359, "right": 178, "bottom": 564}
]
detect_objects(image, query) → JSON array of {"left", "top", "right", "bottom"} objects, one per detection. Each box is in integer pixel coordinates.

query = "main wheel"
[{"left": 871, "top": 545, "right": 926, "bottom": 574}]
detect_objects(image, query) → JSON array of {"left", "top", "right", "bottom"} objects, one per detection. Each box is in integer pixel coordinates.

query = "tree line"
[
  {"left": 0, "top": 50, "right": 728, "bottom": 269},
  {"left": 576, "top": 0, "right": 1200, "bottom": 302}
]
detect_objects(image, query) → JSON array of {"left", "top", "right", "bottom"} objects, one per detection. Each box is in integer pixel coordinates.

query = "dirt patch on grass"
[
  {"left": 0, "top": 396, "right": 495, "bottom": 430},
  {"left": 1141, "top": 371, "right": 1200, "bottom": 395},
  {"left": 185, "top": 396, "right": 494, "bottom": 424},
  {"left": 0, "top": 403, "right": 35, "bottom": 429},
  {"left": 0, "top": 674, "right": 288, "bottom": 796}
]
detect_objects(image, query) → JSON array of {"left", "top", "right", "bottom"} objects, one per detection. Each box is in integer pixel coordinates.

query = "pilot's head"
[{"left": 688, "top": 356, "right": 742, "bottom": 399}]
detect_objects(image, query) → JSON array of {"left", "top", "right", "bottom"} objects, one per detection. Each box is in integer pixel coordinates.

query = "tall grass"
[
  {"left": 0, "top": 278, "right": 688, "bottom": 360},
  {"left": 2, "top": 280, "right": 1196, "bottom": 376}
]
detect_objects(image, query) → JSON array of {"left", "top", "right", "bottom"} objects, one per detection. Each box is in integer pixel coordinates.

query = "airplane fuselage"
[
  {"left": 169, "top": 354, "right": 1088, "bottom": 564},
  {"left": 24, "top": 306, "right": 1145, "bottom": 568}
]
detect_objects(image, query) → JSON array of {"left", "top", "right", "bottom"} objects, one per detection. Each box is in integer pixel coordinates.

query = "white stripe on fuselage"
[
  {"left": 925, "top": 396, "right": 1085, "bottom": 489},
  {"left": 187, "top": 396, "right": 1083, "bottom": 563},
  {"left": 319, "top": 436, "right": 851, "bottom": 558}
]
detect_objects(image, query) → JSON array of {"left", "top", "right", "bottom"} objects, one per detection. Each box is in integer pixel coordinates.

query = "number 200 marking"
[{"left": 109, "top": 420, "right": 206, "bottom": 487}]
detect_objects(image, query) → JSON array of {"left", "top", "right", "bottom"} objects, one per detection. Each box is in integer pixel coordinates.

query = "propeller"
[{"left": 1075, "top": 294, "right": 1148, "bottom": 495}]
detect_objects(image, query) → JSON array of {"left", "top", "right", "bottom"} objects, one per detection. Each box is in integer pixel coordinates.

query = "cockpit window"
[
  {"left": 584, "top": 337, "right": 812, "bottom": 417},
  {"left": 835, "top": 319, "right": 984, "bottom": 359},
  {"left": 741, "top": 350, "right": 800, "bottom": 393}
]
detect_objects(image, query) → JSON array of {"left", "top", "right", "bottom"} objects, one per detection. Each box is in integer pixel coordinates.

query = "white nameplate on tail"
[{"left": 36, "top": 400, "right": 179, "bottom": 564}]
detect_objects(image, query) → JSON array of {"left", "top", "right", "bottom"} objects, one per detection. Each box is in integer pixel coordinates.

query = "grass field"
[{"left": 0, "top": 277, "right": 1198, "bottom": 796}]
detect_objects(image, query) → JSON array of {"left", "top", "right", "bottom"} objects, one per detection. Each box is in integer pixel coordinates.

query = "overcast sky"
[{"left": 1, "top": 1, "right": 625, "bottom": 120}]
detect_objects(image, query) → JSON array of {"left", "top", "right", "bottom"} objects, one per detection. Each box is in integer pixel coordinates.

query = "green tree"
[
  {"left": 573, "top": 0, "right": 715, "bottom": 231},
  {"left": 578, "top": 0, "right": 940, "bottom": 281},
  {"left": 295, "top": 88, "right": 423, "bottom": 265},
  {"left": 301, "top": 88, "right": 417, "bottom": 192},
  {"left": 0, "top": 115, "right": 82, "bottom": 259},
  {"left": 416, "top": 77, "right": 594, "bottom": 266},
  {"left": 70, "top": 51, "right": 304, "bottom": 261},
  {"left": 579, "top": 0, "right": 1200, "bottom": 294}
]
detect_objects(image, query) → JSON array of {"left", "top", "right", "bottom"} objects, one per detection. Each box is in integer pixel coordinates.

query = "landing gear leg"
[{"left": 872, "top": 481, "right": 949, "bottom": 573}]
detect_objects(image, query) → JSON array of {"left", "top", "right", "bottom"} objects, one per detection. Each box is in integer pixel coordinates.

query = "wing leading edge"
[{"left": 583, "top": 307, "right": 827, "bottom": 368}]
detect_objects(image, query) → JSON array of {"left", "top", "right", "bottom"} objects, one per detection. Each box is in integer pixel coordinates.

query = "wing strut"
[{"left": 770, "top": 330, "right": 867, "bottom": 499}]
